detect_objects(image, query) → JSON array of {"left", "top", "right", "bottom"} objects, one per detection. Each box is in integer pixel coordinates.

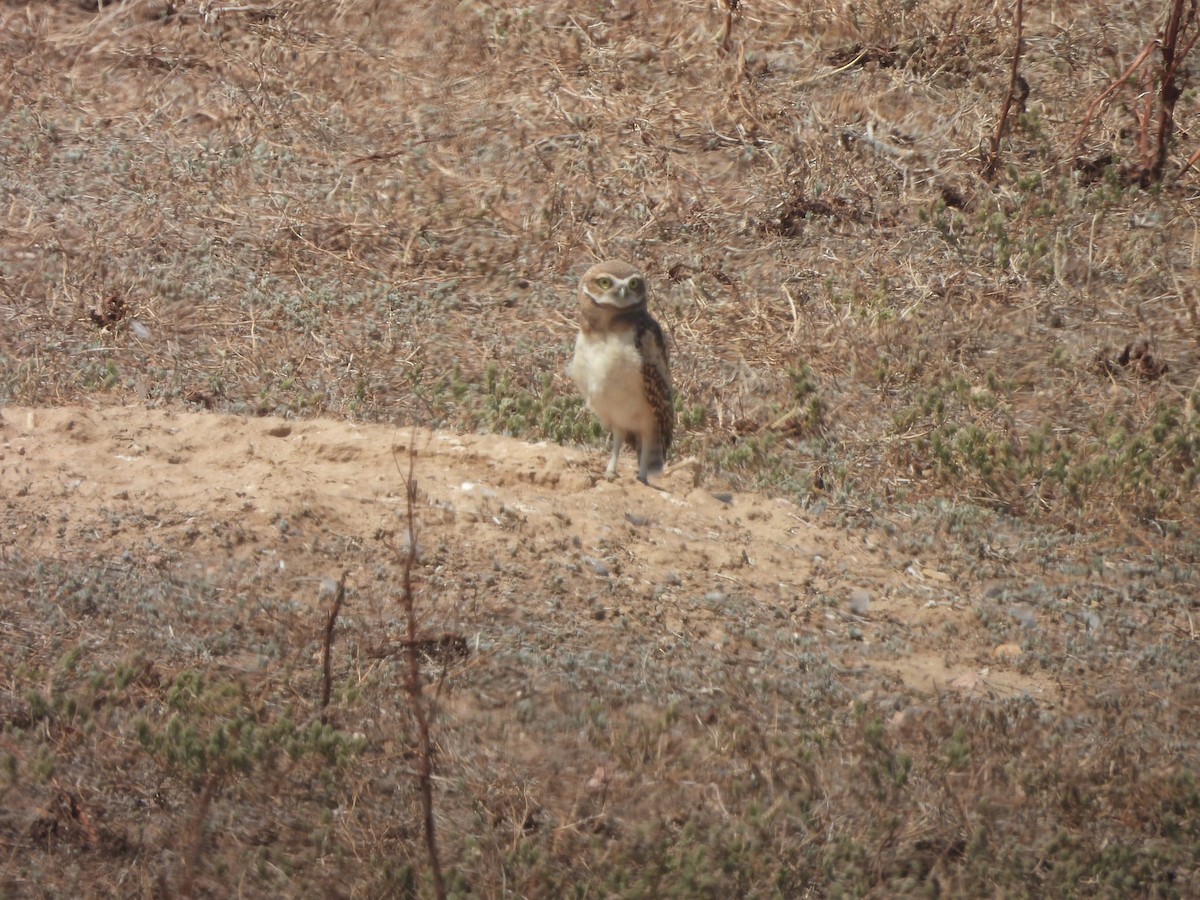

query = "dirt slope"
[{"left": 1, "top": 404, "right": 1052, "bottom": 702}]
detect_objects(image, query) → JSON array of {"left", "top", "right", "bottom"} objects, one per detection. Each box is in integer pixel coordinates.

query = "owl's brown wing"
[{"left": 636, "top": 313, "right": 674, "bottom": 452}]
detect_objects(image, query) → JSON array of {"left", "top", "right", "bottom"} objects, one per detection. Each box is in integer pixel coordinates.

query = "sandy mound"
[{"left": 1, "top": 404, "right": 1053, "bottom": 701}]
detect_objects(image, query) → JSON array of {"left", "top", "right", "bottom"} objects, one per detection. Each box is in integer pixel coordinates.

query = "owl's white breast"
[{"left": 570, "top": 330, "right": 654, "bottom": 435}]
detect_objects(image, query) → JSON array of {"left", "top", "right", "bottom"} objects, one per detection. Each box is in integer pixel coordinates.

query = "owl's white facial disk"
[{"left": 584, "top": 274, "right": 645, "bottom": 309}]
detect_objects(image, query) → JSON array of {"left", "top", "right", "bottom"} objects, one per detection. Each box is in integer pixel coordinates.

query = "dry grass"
[
  {"left": 2, "top": 0, "right": 1200, "bottom": 895},
  {"left": 5, "top": 0, "right": 1199, "bottom": 529}
]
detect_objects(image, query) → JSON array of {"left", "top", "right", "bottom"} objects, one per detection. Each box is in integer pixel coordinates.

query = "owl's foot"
[{"left": 606, "top": 430, "right": 624, "bottom": 480}]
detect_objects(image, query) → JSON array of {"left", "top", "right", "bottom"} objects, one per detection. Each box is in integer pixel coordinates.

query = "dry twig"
[
  {"left": 320, "top": 570, "right": 347, "bottom": 721},
  {"left": 1150, "top": 0, "right": 1200, "bottom": 181},
  {"left": 1072, "top": 39, "right": 1159, "bottom": 152},
  {"left": 396, "top": 443, "right": 447, "bottom": 900},
  {"left": 1073, "top": 0, "right": 1200, "bottom": 183},
  {"left": 984, "top": 0, "right": 1025, "bottom": 178},
  {"left": 179, "top": 771, "right": 221, "bottom": 898},
  {"left": 719, "top": 0, "right": 740, "bottom": 56}
]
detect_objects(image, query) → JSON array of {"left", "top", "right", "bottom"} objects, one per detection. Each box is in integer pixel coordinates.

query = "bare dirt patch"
[
  {"left": 2, "top": 403, "right": 1053, "bottom": 702},
  {"left": 3, "top": 0, "right": 1200, "bottom": 895},
  {"left": 5, "top": 402, "right": 1195, "bottom": 895}
]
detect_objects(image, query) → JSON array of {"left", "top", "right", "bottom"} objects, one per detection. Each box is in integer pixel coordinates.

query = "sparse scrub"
[
  {"left": 476, "top": 362, "right": 599, "bottom": 444},
  {"left": 1, "top": 0, "right": 1200, "bottom": 895},
  {"left": 1074, "top": 0, "right": 1200, "bottom": 184}
]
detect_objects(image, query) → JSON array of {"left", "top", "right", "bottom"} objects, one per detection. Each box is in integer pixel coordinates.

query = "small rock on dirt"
[
  {"left": 848, "top": 589, "right": 871, "bottom": 615},
  {"left": 1008, "top": 605, "right": 1037, "bottom": 629},
  {"left": 583, "top": 557, "right": 610, "bottom": 577},
  {"left": 992, "top": 643, "right": 1023, "bottom": 659}
]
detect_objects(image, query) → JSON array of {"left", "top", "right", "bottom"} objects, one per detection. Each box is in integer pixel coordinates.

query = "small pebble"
[
  {"left": 1009, "top": 605, "right": 1037, "bottom": 629},
  {"left": 583, "top": 557, "right": 610, "bottom": 577},
  {"left": 848, "top": 589, "right": 871, "bottom": 615}
]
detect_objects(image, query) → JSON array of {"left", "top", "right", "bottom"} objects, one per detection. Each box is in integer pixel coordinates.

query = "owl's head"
[{"left": 580, "top": 260, "right": 648, "bottom": 311}]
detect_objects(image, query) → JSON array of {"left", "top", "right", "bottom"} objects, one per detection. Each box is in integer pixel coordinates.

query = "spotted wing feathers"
[{"left": 635, "top": 313, "right": 673, "bottom": 476}]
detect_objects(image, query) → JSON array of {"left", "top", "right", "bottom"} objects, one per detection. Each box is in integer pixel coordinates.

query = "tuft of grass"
[
  {"left": 2, "top": 0, "right": 1200, "bottom": 895},
  {"left": 475, "top": 363, "right": 600, "bottom": 445}
]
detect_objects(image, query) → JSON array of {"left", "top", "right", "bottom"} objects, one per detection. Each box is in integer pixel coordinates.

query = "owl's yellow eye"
[
  {"left": 596, "top": 276, "right": 613, "bottom": 290},
  {"left": 627, "top": 277, "right": 642, "bottom": 291}
]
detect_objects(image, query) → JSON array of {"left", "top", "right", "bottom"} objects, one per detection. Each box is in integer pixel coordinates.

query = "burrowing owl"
[{"left": 569, "top": 260, "right": 674, "bottom": 484}]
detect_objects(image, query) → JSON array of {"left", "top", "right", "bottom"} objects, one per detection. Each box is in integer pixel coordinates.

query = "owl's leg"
[
  {"left": 606, "top": 430, "right": 624, "bottom": 480},
  {"left": 637, "top": 430, "right": 666, "bottom": 485}
]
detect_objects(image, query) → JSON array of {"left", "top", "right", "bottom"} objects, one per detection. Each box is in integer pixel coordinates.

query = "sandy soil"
[{"left": 0, "top": 404, "right": 1053, "bottom": 703}]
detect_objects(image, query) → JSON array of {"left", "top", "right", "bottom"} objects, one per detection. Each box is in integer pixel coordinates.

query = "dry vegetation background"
[{"left": 2, "top": 0, "right": 1200, "bottom": 896}]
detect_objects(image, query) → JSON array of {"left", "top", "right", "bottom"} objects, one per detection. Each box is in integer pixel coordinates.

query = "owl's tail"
[{"left": 635, "top": 431, "right": 667, "bottom": 483}]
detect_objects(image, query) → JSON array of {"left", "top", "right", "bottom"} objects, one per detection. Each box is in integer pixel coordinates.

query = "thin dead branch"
[
  {"left": 1179, "top": 141, "right": 1200, "bottom": 175},
  {"left": 319, "top": 570, "right": 347, "bottom": 721},
  {"left": 719, "top": 0, "right": 739, "bottom": 56},
  {"left": 984, "top": 0, "right": 1025, "bottom": 178},
  {"left": 1150, "top": 0, "right": 1198, "bottom": 181},
  {"left": 1072, "top": 39, "right": 1159, "bottom": 152},
  {"left": 396, "top": 442, "right": 447, "bottom": 900},
  {"left": 178, "top": 771, "right": 221, "bottom": 898},
  {"left": 1073, "top": 0, "right": 1199, "bottom": 183}
]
